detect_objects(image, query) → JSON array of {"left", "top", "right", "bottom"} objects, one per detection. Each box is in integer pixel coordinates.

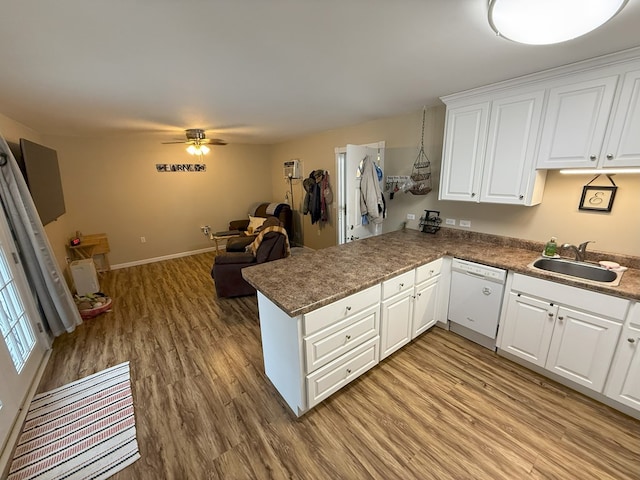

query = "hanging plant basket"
[{"left": 407, "top": 108, "right": 433, "bottom": 196}]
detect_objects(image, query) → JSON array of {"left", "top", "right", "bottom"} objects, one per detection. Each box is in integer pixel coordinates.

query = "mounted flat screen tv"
[{"left": 18, "top": 139, "right": 66, "bottom": 226}]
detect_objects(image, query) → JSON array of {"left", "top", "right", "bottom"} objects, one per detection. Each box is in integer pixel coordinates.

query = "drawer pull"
[
  {"left": 399, "top": 283, "right": 404, "bottom": 288},
  {"left": 629, "top": 338, "right": 636, "bottom": 344},
  {"left": 558, "top": 316, "right": 564, "bottom": 322},
  {"left": 345, "top": 306, "right": 352, "bottom": 311},
  {"left": 345, "top": 335, "right": 351, "bottom": 341},
  {"left": 346, "top": 368, "right": 352, "bottom": 375},
  {"left": 548, "top": 312, "right": 554, "bottom": 318}
]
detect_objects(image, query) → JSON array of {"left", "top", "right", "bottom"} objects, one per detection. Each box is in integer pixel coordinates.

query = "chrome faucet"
[{"left": 562, "top": 241, "right": 594, "bottom": 262}]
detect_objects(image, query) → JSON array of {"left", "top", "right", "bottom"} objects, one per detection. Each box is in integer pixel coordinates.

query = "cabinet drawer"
[
  {"left": 382, "top": 270, "right": 414, "bottom": 300},
  {"left": 303, "top": 284, "right": 380, "bottom": 336},
  {"left": 306, "top": 337, "right": 379, "bottom": 409},
  {"left": 415, "top": 258, "right": 443, "bottom": 284},
  {"left": 304, "top": 304, "right": 379, "bottom": 373}
]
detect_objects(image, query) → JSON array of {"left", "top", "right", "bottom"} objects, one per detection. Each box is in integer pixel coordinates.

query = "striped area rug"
[{"left": 8, "top": 362, "right": 140, "bottom": 480}]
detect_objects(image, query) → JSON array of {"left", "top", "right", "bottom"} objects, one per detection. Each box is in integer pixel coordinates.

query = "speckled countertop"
[{"left": 242, "top": 228, "right": 640, "bottom": 317}]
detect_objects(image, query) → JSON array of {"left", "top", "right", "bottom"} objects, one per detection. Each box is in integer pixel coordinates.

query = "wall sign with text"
[{"left": 156, "top": 164, "right": 206, "bottom": 172}]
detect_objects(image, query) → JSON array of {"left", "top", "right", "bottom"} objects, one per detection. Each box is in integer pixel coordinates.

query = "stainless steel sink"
[{"left": 528, "top": 257, "right": 621, "bottom": 285}]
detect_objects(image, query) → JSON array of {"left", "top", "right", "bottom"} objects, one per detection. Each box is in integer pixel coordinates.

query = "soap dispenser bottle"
[{"left": 544, "top": 237, "right": 557, "bottom": 257}]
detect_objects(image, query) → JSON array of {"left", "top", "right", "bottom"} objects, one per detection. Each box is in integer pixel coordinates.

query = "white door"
[
  {"left": 337, "top": 142, "right": 385, "bottom": 244},
  {"left": 0, "top": 210, "right": 48, "bottom": 454}
]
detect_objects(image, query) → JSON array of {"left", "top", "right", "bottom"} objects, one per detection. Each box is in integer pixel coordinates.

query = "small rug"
[{"left": 8, "top": 362, "right": 140, "bottom": 480}]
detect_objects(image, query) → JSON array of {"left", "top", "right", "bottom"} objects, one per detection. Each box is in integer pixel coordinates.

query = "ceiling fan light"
[
  {"left": 199, "top": 145, "right": 210, "bottom": 155},
  {"left": 488, "top": 0, "right": 628, "bottom": 45},
  {"left": 186, "top": 145, "right": 198, "bottom": 155}
]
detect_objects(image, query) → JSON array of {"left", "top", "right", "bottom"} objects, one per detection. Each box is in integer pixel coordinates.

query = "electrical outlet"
[
  {"left": 459, "top": 220, "right": 471, "bottom": 228},
  {"left": 407, "top": 213, "right": 416, "bottom": 220},
  {"left": 140, "top": 236, "right": 146, "bottom": 243},
  {"left": 445, "top": 218, "right": 456, "bottom": 225}
]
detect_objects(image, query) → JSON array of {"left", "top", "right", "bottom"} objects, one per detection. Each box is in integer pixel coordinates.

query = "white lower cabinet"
[
  {"left": 499, "top": 273, "right": 628, "bottom": 394},
  {"left": 380, "top": 290, "right": 414, "bottom": 360},
  {"left": 304, "top": 304, "right": 379, "bottom": 372},
  {"left": 546, "top": 306, "right": 622, "bottom": 391},
  {"left": 306, "top": 337, "right": 379, "bottom": 408},
  {"left": 380, "top": 259, "right": 443, "bottom": 360},
  {"left": 500, "top": 293, "right": 557, "bottom": 367},
  {"left": 412, "top": 277, "right": 440, "bottom": 338},
  {"left": 605, "top": 303, "right": 640, "bottom": 410}
]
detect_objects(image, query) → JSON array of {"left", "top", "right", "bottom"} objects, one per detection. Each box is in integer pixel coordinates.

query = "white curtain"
[{"left": 0, "top": 135, "right": 81, "bottom": 336}]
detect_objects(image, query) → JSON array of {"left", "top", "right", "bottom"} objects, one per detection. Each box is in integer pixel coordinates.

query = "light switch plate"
[
  {"left": 460, "top": 220, "right": 471, "bottom": 228},
  {"left": 407, "top": 213, "right": 416, "bottom": 220},
  {"left": 445, "top": 218, "right": 456, "bottom": 225}
]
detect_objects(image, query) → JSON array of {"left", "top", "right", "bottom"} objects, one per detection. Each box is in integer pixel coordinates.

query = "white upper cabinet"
[
  {"left": 602, "top": 69, "right": 640, "bottom": 167},
  {"left": 440, "top": 89, "right": 546, "bottom": 206},
  {"left": 481, "top": 90, "right": 546, "bottom": 204},
  {"left": 536, "top": 75, "right": 619, "bottom": 169},
  {"left": 536, "top": 63, "right": 640, "bottom": 169},
  {"left": 439, "top": 101, "right": 489, "bottom": 202}
]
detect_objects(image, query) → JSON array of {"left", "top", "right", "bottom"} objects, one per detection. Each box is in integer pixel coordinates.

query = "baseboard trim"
[{"left": 111, "top": 246, "right": 217, "bottom": 270}]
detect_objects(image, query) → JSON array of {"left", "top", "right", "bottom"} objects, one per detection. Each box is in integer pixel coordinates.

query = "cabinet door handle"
[
  {"left": 590, "top": 154, "right": 597, "bottom": 161},
  {"left": 519, "top": 194, "right": 524, "bottom": 200},
  {"left": 628, "top": 338, "right": 637, "bottom": 344},
  {"left": 547, "top": 312, "right": 554, "bottom": 318},
  {"left": 345, "top": 335, "right": 351, "bottom": 341},
  {"left": 606, "top": 153, "right": 614, "bottom": 160},
  {"left": 471, "top": 192, "right": 476, "bottom": 197},
  {"left": 558, "top": 316, "right": 564, "bottom": 321}
]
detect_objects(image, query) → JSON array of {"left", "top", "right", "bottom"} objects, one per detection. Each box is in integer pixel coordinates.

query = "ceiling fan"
[{"left": 162, "top": 129, "right": 227, "bottom": 155}]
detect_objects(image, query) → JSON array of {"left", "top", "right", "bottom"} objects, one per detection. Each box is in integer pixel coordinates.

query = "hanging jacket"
[
  {"left": 303, "top": 172, "right": 322, "bottom": 224},
  {"left": 359, "top": 156, "right": 384, "bottom": 224}
]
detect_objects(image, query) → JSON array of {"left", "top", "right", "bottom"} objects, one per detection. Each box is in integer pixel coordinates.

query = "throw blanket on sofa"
[{"left": 247, "top": 225, "right": 291, "bottom": 258}]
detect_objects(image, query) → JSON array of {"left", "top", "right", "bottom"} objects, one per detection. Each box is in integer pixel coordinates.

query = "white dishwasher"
[{"left": 448, "top": 259, "right": 506, "bottom": 350}]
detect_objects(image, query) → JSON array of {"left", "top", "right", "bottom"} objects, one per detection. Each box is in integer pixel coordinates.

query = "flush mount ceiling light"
[{"left": 488, "top": 0, "right": 629, "bottom": 45}]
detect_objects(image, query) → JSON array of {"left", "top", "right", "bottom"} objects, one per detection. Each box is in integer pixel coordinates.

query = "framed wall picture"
[{"left": 578, "top": 185, "right": 617, "bottom": 212}]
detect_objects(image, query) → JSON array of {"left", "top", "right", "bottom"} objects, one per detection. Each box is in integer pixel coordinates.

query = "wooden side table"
[
  {"left": 67, "top": 233, "right": 111, "bottom": 272},
  {"left": 212, "top": 233, "right": 243, "bottom": 255}
]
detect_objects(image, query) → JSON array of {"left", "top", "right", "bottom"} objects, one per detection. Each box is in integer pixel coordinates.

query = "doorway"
[
  {"left": 0, "top": 207, "right": 48, "bottom": 459},
  {"left": 336, "top": 142, "right": 385, "bottom": 244}
]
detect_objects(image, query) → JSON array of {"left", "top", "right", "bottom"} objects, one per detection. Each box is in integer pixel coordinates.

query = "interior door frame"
[
  {"left": 0, "top": 206, "right": 51, "bottom": 474},
  {"left": 335, "top": 141, "right": 385, "bottom": 245}
]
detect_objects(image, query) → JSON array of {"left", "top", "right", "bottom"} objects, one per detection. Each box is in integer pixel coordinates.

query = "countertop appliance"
[{"left": 448, "top": 259, "right": 507, "bottom": 350}]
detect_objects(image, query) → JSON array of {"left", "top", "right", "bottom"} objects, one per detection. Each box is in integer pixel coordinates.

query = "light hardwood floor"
[{"left": 38, "top": 253, "right": 640, "bottom": 479}]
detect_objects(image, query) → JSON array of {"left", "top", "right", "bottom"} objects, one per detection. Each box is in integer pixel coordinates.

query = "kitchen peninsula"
[{"left": 242, "top": 228, "right": 640, "bottom": 417}]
